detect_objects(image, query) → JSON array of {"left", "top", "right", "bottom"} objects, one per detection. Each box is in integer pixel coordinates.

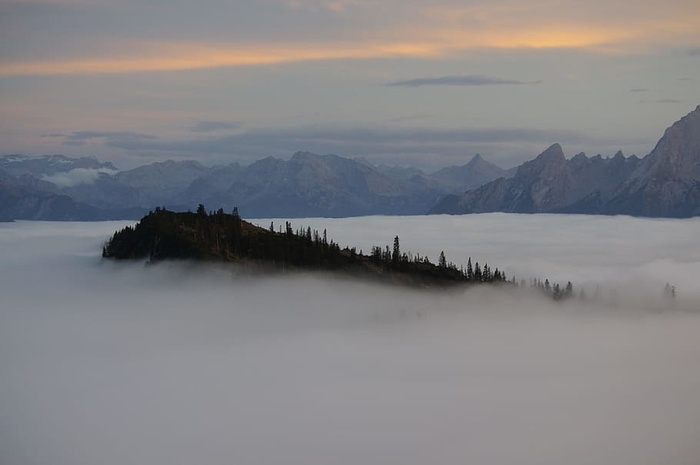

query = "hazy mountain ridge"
[
  {"left": 0, "top": 151, "right": 504, "bottom": 220},
  {"left": 430, "top": 144, "right": 642, "bottom": 214},
  {"left": 3, "top": 106, "right": 699, "bottom": 220},
  {"left": 431, "top": 153, "right": 514, "bottom": 191},
  {"left": 0, "top": 154, "right": 117, "bottom": 177},
  {"left": 183, "top": 152, "right": 443, "bottom": 217},
  {"left": 0, "top": 168, "right": 145, "bottom": 221},
  {"left": 431, "top": 105, "right": 700, "bottom": 218}
]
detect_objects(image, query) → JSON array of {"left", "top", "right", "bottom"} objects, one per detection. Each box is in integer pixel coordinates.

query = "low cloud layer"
[
  {"left": 655, "top": 98, "right": 685, "bottom": 104},
  {"left": 42, "top": 167, "right": 116, "bottom": 188},
  {"left": 189, "top": 121, "right": 238, "bottom": 133},
  {"left": 1, "top": 215, "right": 699, "bottom": 465},
  {"left": 386, "top": 75, "right": 542, "bottom": 87},
  {"left": 56, "top": 124, "right": 631, "bottom": 170},
  {"left": 63, "top": 131, "right": 157, "bottom": 147}
]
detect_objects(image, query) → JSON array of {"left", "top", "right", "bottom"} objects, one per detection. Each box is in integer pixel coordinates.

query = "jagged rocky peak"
[
  {"left": 537, "top": 143, "right": 565, "bottom": 161},
  {"left": 660, "top": 104, "right": 700, "bottom": 141},
  {"left": 464, "top": 153, "right": 498, "bottom": 169},
  {"left": 467, "top": 153, "right": 484, "bottom": 164},
  {"left": 661, "top": 106, "right": 700, "bottom": 149},
  {"left": 515, "top": 143, "right": 566, "bottom": 177},
  {"left": 635, "top": 105, "right": 700, "bottom": 180}
]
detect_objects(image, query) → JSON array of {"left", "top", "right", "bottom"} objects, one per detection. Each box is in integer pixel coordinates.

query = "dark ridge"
[{"left": 102, "top": 206, "right": 513, "bottom": 289}]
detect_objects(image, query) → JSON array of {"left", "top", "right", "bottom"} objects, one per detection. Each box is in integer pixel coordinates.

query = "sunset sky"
[{"left": 2, "top": 0, "right": 699, "bottom": 169}]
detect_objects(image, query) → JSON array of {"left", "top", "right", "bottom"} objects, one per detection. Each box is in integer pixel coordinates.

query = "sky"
[
  {"left": 1, "top": 0, "right": 700, "bottom": 170},
  {"left": 2, "top": 214, "right": 700, "bottom": 464}
]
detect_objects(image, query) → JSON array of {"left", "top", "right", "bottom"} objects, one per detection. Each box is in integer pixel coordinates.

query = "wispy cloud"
[
  {"left": 655, "top": 99, "right": 684, "bottom": 104},
  {"left": 3, "top": 1, "right": 698, "bottom": 76},
  {"left": 386, "top": 75, "right": 542, "bottom": 87},
  {"left": 40, "top": 133, "right": 67, "bottom": 138},
  {"left": 687, "top": 48, "right": 700, "bottom": 57},
  {"left": 91, "top": 125, "right": 590, "bottom": 154},
  {"left": 629, "top": 88, "right": 648, "bottom": 93},
  {"left": 284, "top": 0, "right": 357, "bottom": 13},
  {"left": 63, "top": 131, "right": 156, "bottom": 146},
  {"left": 54, "top": 123, "right": 641, "bottom": 169},
  {"left": 389, "top": 114, "right": 433, "bottom": 123},
  {"left": 41, "top": 167, "right": 116, "bottom": 188},
  {"left": 0, "top": 41, "right": 444, "bottom": 76},
  {"left": 190, "top": 121, "right": 238, "bottom": 133}
]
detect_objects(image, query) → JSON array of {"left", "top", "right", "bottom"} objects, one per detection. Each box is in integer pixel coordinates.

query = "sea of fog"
[{"left": 1, "top": 214, "right": 699, "bottom": 465}]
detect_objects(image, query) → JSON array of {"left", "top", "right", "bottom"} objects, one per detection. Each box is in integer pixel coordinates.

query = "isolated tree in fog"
[
  {"left": 392, "top": 236, "right": 400, "bottom": 265},
  {"left": 664, "top": 283, "right": 676, "bottom": 301}
]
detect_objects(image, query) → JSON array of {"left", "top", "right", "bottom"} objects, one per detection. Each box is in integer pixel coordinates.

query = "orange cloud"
[
  {"left": 0, "top": 41, "right": 447, "bottom": 76},
  {"left": 1, "top": 0, "right": 698, "bottom": 76}
]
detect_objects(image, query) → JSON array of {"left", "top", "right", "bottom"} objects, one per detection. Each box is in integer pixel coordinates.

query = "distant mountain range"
[
  {"left": 2, "top": 105, "right": 699, "bottom": 221},
  {"left": 0, "top": 150, "right": 510, "bottom": 221},
  {"left": 431, "top": 105, "right": 700, "bottom": 218}
]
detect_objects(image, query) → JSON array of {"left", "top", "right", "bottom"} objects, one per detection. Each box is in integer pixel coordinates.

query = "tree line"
[{"left": 103, "top": 205, "right": 582, "bottom": 295}]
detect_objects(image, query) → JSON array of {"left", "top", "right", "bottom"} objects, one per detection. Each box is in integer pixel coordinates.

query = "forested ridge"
[{"left": 103, "top": 206, "right": 517, "bottom": 288}]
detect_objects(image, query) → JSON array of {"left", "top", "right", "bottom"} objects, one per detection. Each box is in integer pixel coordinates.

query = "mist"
[{"left": 1, "top": 215, "right": 699, "bottom": 465}]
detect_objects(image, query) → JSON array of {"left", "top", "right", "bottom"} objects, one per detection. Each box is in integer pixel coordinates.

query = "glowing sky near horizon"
[{"left": 1, "top": 0, "right": 699, "bottom": 169}]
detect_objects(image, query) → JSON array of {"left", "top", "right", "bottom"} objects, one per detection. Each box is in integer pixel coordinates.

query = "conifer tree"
[{"left": 392, "top": 236, "right": 400, "bottom": 265}]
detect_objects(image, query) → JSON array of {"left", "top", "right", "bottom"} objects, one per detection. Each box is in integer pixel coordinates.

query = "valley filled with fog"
[{"left": 2, "top": 214, "right": 700, "bottom": 465}]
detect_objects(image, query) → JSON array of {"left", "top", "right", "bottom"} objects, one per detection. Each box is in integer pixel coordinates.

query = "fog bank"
[{"left": 1, "top": 215, "right": 699, "bottom": 465}]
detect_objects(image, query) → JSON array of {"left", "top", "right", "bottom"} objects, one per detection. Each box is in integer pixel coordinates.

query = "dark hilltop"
[{"left": 102, "top": 206, "right": 511, "bottom": 289}]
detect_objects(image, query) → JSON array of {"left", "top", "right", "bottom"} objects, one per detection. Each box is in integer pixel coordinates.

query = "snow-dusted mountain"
[
  {"left": 430, "top": 144, "right": 641, "bottom": 214},
  {"left": 1, "top": 150, "right": 503, "bottom": 220},
  {"left": 431, "top": 154, "right": 514, "bottom": 191},
  {"left": 180, "top": 151, "right": 444, "bottom": 217},
  {"left": 114, "top": 160, "right": 209, "bottom": 205},
  {"left": 3, "top": 106, "right": 699, "bottom": 220},
  {"left": 0, "top": 154, "right": 116, "bottom": 177},
  {"left": 0, "top": 167, "right": 144, "bottom": 221},
  {"left": 430, "top": 106, "right": 700, "bottom": 218},
  {"left": 602, "top": 106, "right": 700, "bottom": 217}
]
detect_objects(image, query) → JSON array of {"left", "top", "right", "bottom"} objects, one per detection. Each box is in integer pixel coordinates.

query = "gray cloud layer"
[
  {"left": 1, "top": 215, "right": 700, "bottom": 465},
  {"left": 190, "top": 121, "right": 238, "bottom": 133},
  {"left": 63, "top": 131, "right": 157, "bottom": 146},
  {"left": 59, "top": 124, "right": 626, "bottom": 169},
  {"left": 386, "top": 75, "right": 543, "bottom": 87}
]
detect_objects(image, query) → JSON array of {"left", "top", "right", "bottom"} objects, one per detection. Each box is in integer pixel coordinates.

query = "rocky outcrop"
[
  {"left": 431, "top": 144, "right": 640, "bottom": 214},
  {"left": 603, "top": 105, "right": 700, "bottom": 217},
  {"left": 431, "top": 106, "right": 700, "bottom": 217}
]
